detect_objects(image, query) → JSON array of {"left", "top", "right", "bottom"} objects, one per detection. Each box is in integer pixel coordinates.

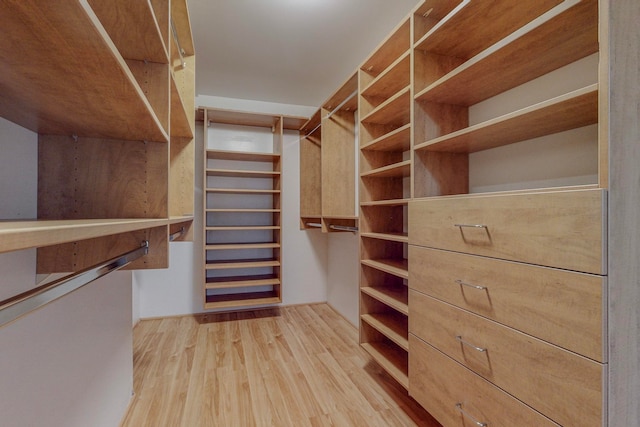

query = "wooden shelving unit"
[
  {"left": 201, "top": 108, "right": 305, "bottom": 310},
  {"left": 299, "top": 110, "right": 323, "bottom": 230},
  {"left": 358, "top": 15, "right": 412, "bottom": 389},
  {"left": 0, "top": 0, "right": 195, "bottom": 272}
]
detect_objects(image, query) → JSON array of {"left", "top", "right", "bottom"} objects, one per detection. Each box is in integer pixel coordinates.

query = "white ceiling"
[{"left": 187, "top": 0, "right": 420, "bottom": 107}]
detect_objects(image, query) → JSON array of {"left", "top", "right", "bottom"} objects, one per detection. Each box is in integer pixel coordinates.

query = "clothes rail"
[
  {"left": 169, "top": 227, "right": 185, "bottom": 242},
  {"left": 302, "top": 90, "right": 358, "bottom": 139},
  {"left": 329, "top": 224, "right": 358, "bottom": 232},
  {"left": 0, "top": 241, "right": 149, "bottom": 328},
  {"left": 305, "top": 222, "right": 322, "bottom": 228},
  {"left": 170, "top": 18, "right": 186, "bottom": 69}
]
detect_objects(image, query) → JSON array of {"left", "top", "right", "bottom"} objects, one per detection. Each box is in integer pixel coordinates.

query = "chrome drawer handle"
[
  {"left": 455, "top": 279, "right": 487, "bottom": 291},
  {"left": 454, "top": 223, "right": 488, "bottom": 229},
  {"left": 455, "top": 335, "right": 486, "bottom": 353},
  {"left": 455, "top": 403, "right": 487, "bottom": 427}
]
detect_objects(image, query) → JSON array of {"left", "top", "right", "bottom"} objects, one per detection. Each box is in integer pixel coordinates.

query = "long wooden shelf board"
[
  {"left": 283, "top": 115, "right": 309, "bottom": 131},
  {"left": 205, "top": 258, "right": 281, "bottom": 270},
  {"left": 361, "top": 314, "right": 409, "bottom": 351},
  {"left": 0, "top": 218, "right": 169, "bottom": 254},
  {"left": 415, "top": 84, "right": 598, "bottom": 153},
  {"left": 361, "top": 124, "right": 411, "bottom": 152},
  {"left": 361, "top": 258, "right": 409, "bottom": 279},
  {"left": 414, "top": 0, "right": 561, "bottom": 59},
  {"left": 361, "top": 52, "right": 411, "bottom": 100},
  {"left": 206, "top": 169, "right": 281, "bottom": 178},
  {"left": 205, "top": 274, "right": 280, "bottom": 289},
  {"left": 323, "top": 215, "right": 359, "bottom": 220},
  {"left": 206, "top": 149, "right": 281, "bottom": 162},
  {"left": 361, "top": 232, "right": 409, "bottom": 244},
  {"left": 207, "top": 208, "right": 281, "bottom": 213},
  {"left": 300, "top": 109, "right": 322, "bottom": 134},
  {"left": 206, "top": 188, "right": 280, "bottom": 194},
  {"left": 203, "top": 107, "right": 305, "bottom": 131},
  {"left": 414, "top": 0, "right": 598, "bottom": 106},
  {"left": 170, "top": 71, "right": 194, "bottom": 139},
  {"left": 205, "top": 291, "right": 281, "bottom": 309},
  {"left": 360, "top": 342, "right": 408, "bottom": 389},
  {"left": 361, "top": 160, "right": 411, "bottom": 179},
  {"left": 415, "top": 183, "right": 601, "bottom": 202},
  {"left": 360, "top": 19, "right": 410, "bottom": 78},
  {"left": 360, "top": 199, "right": 409, "bottom": 207},
  {"left": 205, "top": 226, "right": 280, "bottom": 231},
  {"left": 322, "top": 72, "right": 358, "bottom": 112},
  {"left": 0, "top": 1, "right": 169, "bottom": 142},
  {"left": 361, "top": 286, "right": 409, "bottom": 315},
  {"left": 168, "top": 216, "right": 194, "bottom": 225},
  {"left": 361, "top": 86, "right": 411, "bottom": 126},
  {"left": 205, "top": 243, "right": 280, "bottom": 250}
]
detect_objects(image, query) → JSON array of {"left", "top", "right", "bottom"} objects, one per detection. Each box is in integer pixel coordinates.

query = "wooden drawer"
[
  {"left": 408, "top": 188, "right": 606, "bottom": 274},
  {"left": 409, "top": 245, "right": 605, "bottom": 361},
  {"left": 409, "top": 335, "right": 560, "bottom": 427},
  {"left": 410, "top": 291, "right": 604, "bottom": 427}
]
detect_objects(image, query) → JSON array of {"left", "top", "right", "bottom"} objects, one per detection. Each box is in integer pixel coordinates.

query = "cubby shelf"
[
  {"left": 206, "top": 149, "right": 281, "bottom": 162},
  {"left": 361, "top": 259, "right": 409, "bottom": 279},
  {"left": 361, "top": 52, "right": 411, "bottom": 100},
  {"left": 361, "top": 286, "right": 409, "bottom": 315},
  {"left": 205, "top": 226, "right": 280, "bottom": 231},
  {"left": 361, "top": 160, "right": 411, "bottom": 179},
  {"left": 205, "top": 259, "right": 281, "bottom": 270},
  {"left": 206, "top": 188, "right": 280, "bottom": 195},
  {"left": 206, "top": 169, "right": 281, "bottom": 178},
  {"left": 360, "top": 342, "right": 409, "bottom": 389},
  {"left": 361, "top": 124, "right": 411, "bottom": 152},
  {"left": 206, "top": 243, "right": 280, "bottom": 250},
  {"left": 205, "top": 274, "right": 281, "bottom": 289},
  {"left": 361, "top": 87, "right": 411, "bottom": 126},
  {"left": 414, "top": 0, "right": 598, "bottom": 106},
  {"left": 207, "top": 208, "right": 280, "bottom": 213},
  {"left": 360, "top": 232, "right": 409, "bottom": 244},
  {"left": 360, "top": 199, "right": 409, "bottom": 207},
  {"left": 415, "top": 84, "right": 598, "bottom": 153},
  {"left": 170, "top": 72, "right": 195, "bottom": 139},
  {"left": 204, "top": 291, "right": 281, "bottom": 310},
  {"left": 361, "top": 314, "right": 409, "bottom": 351},
  {"left": 360, "top": 19, "right": 410, "bottom": 81}
]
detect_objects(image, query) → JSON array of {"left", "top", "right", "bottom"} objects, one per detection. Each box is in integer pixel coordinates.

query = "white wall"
[
  {"left": 0, "top": 117, "right": 133, "bottom": 427},
  {"left": 326, "top": 233, "right": 360, "bottom": 326}
]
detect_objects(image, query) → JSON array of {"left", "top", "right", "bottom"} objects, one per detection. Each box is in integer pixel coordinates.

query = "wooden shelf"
[
  {"left": 300, "top": 109, "right": 322, "bottom": 135},
  {"left": 414, "top": 0, "right": 561, "bottom": 59},
  {"left": 205, "top": 243, "right": 280, "bottom": 250},
  {"left": 361, "top": 160, "right": 411, "bottom": 179},
  {"left": 0, "top": 1, "right": 169, "bottom": 142},
  {"left": 414, "top": 0, "right": 598, "bottom": 106},
  {"left": 361, "top": 124, "right": 411, "bottom": 152},
  {"left": 206, "top": 188, "right": 280, "bottom": 195},
  {"left": 361, "top": 52, "right": 411, "bottom": 100},
  {"left": 203, "top": 108, "right": 305, "bottom": 130},
  {"left": 360, "top": 19, "right": 410, "bottom": 80},
  {"left": 322, "top": 72, "right": 358, "bottom": 112},
  {"left": 168, "top": 215, "right": 195, "bottom": 225},
  {"left": 361, "top": 314, "right": 409, "bottom": 351},
  {"left": 361, "top": 342, "right": 408, "bottom": 389},
  {"left": 205, "top": 290, "right": 281, "bottom": 309},
  {"left": 361, "top": 87, "right": 411, "bottom": 126},
  {"left": 207, "top": 208, "right": 280, "bottom": 213},
  {"left": 170, "top": 72, "right": 194, "bottom": 139},
  {"left": 0, "top": 218, "right": 170, "bottom": 254},
  {"left": 361, "top": 286, "right": 408, "bottom": 315},
  {"left": 205, "top": 226, "right": 280, "bottom": 231},
  {"left": 206, "top": 149, "right": 280, "bottom": 162},
  {"left": 361, "top": 232, "right": 409, "bottom": 244},
  {"left": 205, "top": 274, "right": 280, "bottom": 289},
  {"left": 206, "top": 169, "right": 281, "bottom": 178},
  {"left": 361, "top": 258, "right": 409, "bottom": 279},
  {"left": 360, "top": 199, "right": 409, "bottom": 207},
  {"left": 205, "top": 258, "right": 281, "bottom": 270}
]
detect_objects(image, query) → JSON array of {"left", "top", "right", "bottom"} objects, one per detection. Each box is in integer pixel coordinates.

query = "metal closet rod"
[
  {"left": 170, "top": 18, "right": 186, "bottom": 69},
  {"left": 169, "top": 227, "right": 186, "bottom": 242},
  {"left": 305, "top": 222, "right": 322, "bottom": 228},
  {"left": 329, "top": 224, "right": 358, "bottom": 232},
  {"left": 302, "top": 90, "right": 358, "bottom": 139},
  {"left": 0, "top": 241, "right": 149, "bottom": 329}
]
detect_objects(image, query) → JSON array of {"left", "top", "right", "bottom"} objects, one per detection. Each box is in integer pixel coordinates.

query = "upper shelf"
[
  {"left": 206, "top": 149, "right": 280, "bottom": 162},
  {"left": 360, "top": 19, "right": 410, "bottom": 79},
  {"left": 414, "top": 0, "right": 598, "bottom": 106},
  {"left": 199, "top": 108, "right": 307, "bottom": 131},
  {"left": 322, "top": 72, "right": 358, "bottom": 113},
  {"left": 361, "top": 87, "right": 411, "bottom": 126},
  {"left": 0, "top": 1, "right": 169, "bottom": 142},
  {"left": 361, "top": 52, "right": 411, "bottom": 100}
]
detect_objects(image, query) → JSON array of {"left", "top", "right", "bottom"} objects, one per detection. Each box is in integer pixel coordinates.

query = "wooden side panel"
[
  {"left": 322, "top": 109, "right": 356, "bottom": 217},
  {"left": 300, "top": 136, "right": 322, "bottom": 218},
  {"left": 126, "top": 59, "right": 170, "bottom": 137}
]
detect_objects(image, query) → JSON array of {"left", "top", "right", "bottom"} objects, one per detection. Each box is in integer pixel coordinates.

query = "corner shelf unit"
[
  {"left": 0, "top": 0, "right": 196, "bottom": 272},
  {"left": 200, "top": 108, "right": 306, "bottom": 310},
  {"left": 358, "top": 16, "right": 412, "bottom": 389}
]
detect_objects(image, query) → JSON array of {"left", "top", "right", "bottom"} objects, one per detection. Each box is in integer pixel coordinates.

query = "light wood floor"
[{"left": 120, "top": 304, "right": 440, "bottom": 427}]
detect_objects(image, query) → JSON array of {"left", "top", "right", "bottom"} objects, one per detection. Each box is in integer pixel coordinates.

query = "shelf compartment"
[
  {"left": 360, "top": 199, "right": 409, "bottom": 207},
  {"left": 360, "top": 341, "right": 408, "bottom": 389},
  {"left": 361, "top": 160, "right": 411, "bottom": 179},
  {"left": 414, "top": 0, "right": 561, "bottom": 59},
  {"left": 322, "top": 72, "right": 358, "bottom": 112},
  {"left": 415, "top": 84, "right": 599, "bottom": 153},
  {"left": 206, "top": 149, "right": 281, "bottom": 162},
  {"left": 361, "top": 286, "right": 408, "bottom": 315},
  {"left": 360, "top": 232, "right": 409, "bottom": 244},
  {"left": 361, "top": 259, "right": 409, "bottom": 279},
  {"left": 205, "top": 258, "right": 280, "bottom": 270},
  {"left": 361, "top": 52, "right": 411, "bottom": 100},
  {"left": 414, "top": 0, "right": 598, "bottom": 106},
  {"left": 206, "top": 188, "right": 280, "bottom": 195},
  {"left": 203, "top": 108, "right": 304, "bottom": 131},
  {"left": 207, "top": 208, "right": 280, "bottom": 213},
  {"left": 206, "top": 243, "right": 280, "bottom": 250},
  {"left": 361, "top": 314, "right": 409, "bottom": 351},
  {"left": 0, "top": 1, "right": 168, "bottom": 142},
  {"left": 361, "top": 87, "right": 411, "bottom": 126},
  {"left": 205, "top": 274, "right": 280, "bottom": 289},
  {"left": 206, "top": 169, "right": 281, "bottom": 178},
  {"left": 205, "top": 290, "right": 281, "bottom": 309},
  {"left": 361, "top": 124, "right": 411, "bottom": 152},
  {"left": 170, "top": 71, "right": 194, "bottom": 139},
  {"left": 360, "top": 19, "right": 410, "bottom": 83},
  {"left": 205, "top": 226, "right": 280, "bottom": 231}
]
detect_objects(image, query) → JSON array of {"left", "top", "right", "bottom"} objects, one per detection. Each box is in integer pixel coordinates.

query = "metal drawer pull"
[
  {"left": 456, "top": 335, "right": 486, "bottom": 353},
  {"left": 454, "top": 223, "right": 488, "bottom": 229},
  {"left": 455, "top": 279, "right": 487, "bottom": 290},
  {"left": 455, "top": 403, "right": 488, "bottom": 427}
]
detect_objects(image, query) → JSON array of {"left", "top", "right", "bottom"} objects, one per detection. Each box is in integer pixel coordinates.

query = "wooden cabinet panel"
[
  {"left": 409, "top": 335, "right": 560, "bottom": 427},
  {"left": 409, "top": 245, "right": 605, "bottom": 361},
  {"left": 409, "top": 188, "right": 606, "bottom": 274},
  {"left": 410, "top": 291, "right": 604, "bottom": 427}
]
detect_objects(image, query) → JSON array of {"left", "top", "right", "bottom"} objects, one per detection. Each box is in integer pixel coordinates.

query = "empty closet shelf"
[
  {"left": 361, "top": 286, "right": 408, "bottom": 315},
  {"left": 361, "top": 258, "right": 408, "bottom": 279},
  {"left": 206, "top": 188, "right": 280, "bottom": 194},
  {"left": 206, "top": 168, "right": 281, "bottom": 178},
  {"left": 205, "top": 243, "right": 280, "bottom": 250},
  {"left": 360, "top": 341, "right": 408, "bottom": 389},
  {"left": 205, "top": 226, "right": 280, "bottom": 231},
  {"left": 205, "top": 274, "right": 280, "bottom": 289},
  {"left": 206, "top": 149, "right": 280, "bottom": 162},
  {"left": 361, "top": 232, "right": 409, "bottom": 243},
  {"left": 361, "top": 313, "right": 409, "bottom": 351},
  {"left": 204, "top": 290, "right": 281, "bottom": 309},
  {"left": 205, "top": 259, "right": 281, "bottom": 269}
]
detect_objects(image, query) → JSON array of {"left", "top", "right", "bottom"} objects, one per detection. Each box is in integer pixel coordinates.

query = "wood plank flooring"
[{"left": 120, "top": 304, "right": 440, "bottom": 427}]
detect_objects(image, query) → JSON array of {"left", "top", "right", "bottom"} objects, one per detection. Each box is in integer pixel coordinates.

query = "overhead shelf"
[
  {"left": 361, "top": 160, "right": 411, "bottom": 179},
  {"left": 206, "top": 149, "right": 281, "bottom": 162},
  {"left": 206, "top": 169, "right": 281, "bottom": 178},
  {"left": 205, "top": 259, "right": 281, "bottom": 270},
  {"left": 361, "top": 124, "right": 411, "bottom": 152},
  {"left": 361, "top": 52, "right": 411, "bottom": 100},
  {"left": 361, "top": 87, "right": 411, "bottom": 126}
]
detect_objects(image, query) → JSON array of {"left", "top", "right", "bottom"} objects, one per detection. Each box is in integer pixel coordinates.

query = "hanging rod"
[
  {"left": 305, "top": 222, "right": 322, "bottom": 228},
  {"left": 302, "top": 89, "right": 358, "bottom": 139},
  {"left": 170, "top": 18, "right": 186, "bottom": 69},
  {"left": 329, "top": 225, "right": 359, "bottom": 232},
  {"left": 169, "top": 227, "right": 186, "bottom": 242},
  {"left": 0, "top": 241, "right": 149, "bottom": 329}
]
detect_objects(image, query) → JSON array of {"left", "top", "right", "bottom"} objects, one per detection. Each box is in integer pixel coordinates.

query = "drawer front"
[
  {"left": 409, "top": 245, "right": 605, "bottom": 361},
  {"left": 409, "top": 335, "right": 560, "bottom": 427},
  {"left": 410, "top": 291, "right": 603, "bottom": 427},
  {"left": 408, "top": 188, "right": 606, "bottom": 274}
]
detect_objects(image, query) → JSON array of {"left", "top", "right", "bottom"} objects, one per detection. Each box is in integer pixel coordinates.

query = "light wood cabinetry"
[
  {"left": 0, "top": 0, "right": 195, "bottom": 270},
  {"left": 201, "top": 108, "right": 305, "bottom": 310}
]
